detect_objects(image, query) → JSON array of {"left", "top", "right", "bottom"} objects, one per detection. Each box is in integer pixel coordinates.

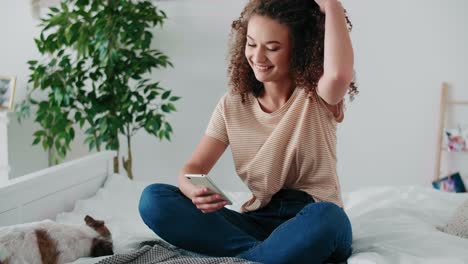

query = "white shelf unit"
[
  {"left": 434, "top": 83, "right": 468, "bottom": 182},
  {"left": 0, "top": 111, "right": 10, "bottom": 185}
]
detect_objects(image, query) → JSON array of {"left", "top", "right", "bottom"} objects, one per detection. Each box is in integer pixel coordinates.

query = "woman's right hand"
[
  {"left": 189, "top": 187, "right": 229, "bottom": 214},
  {"left": 178, "top": 135, "right": 229, "bottom": 213}
]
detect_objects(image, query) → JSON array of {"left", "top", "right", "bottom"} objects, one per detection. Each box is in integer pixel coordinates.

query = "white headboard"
[{"left": 0, "top": 151, "right": 115, "bottom": 227}]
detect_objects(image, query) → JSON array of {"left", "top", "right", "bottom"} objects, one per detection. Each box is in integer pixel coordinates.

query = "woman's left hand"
[
  {"left": 314, "top": 0, "right": 327, "bottom": 13},
  {"left": 314, "top": 0, "right": 342, "bottom": 13}
]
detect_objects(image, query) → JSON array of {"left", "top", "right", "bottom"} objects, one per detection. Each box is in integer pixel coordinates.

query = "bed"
[{"left": 1, "top": 151, "right": 468, "bottom": 264}]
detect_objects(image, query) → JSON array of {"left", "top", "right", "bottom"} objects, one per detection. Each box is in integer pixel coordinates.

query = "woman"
[{"left": 139, "top": 0, "right": 357, "bottom": 263}]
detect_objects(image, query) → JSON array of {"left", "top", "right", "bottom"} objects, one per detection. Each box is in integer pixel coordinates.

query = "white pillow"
[{"left": 438, "top": 198, "right": 468, "bottom": 239}]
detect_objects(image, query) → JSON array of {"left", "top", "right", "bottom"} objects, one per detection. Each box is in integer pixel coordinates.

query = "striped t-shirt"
[{"left": 205, "top": 87, "right": 344, "bottom": 212}]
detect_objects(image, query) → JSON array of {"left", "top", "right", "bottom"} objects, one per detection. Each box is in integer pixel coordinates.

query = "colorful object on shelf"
[
  {"left": 432, "top": 172, "right": 467, "bottom": 193},
  {"left": 444, "top": 127, "right": 467, "bottom": 152}
]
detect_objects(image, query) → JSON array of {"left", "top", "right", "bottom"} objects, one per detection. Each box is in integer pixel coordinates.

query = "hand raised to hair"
[
  {"left": 314, "top": 0, "right": 327, "bottom": 13},
  {"left": 314, "top": 0, "right": 342, "bottom": 13}
]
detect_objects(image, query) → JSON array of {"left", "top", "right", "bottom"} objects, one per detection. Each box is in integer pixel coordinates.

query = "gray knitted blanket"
[{"left": 96, "top": 240, "right": 259, "bottom": 264}]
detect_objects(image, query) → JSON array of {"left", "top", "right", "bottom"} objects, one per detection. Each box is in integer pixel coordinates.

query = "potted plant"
[{"left": 17, "top": 0, "right": 180, "bottom": 179}]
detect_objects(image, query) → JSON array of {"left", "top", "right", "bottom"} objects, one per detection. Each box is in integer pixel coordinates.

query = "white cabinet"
[{"left": 0, "top": 111, "right": 10, "bottom": 184}]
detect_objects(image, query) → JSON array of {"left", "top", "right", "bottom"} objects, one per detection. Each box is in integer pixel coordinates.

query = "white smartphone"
[{"left": 184, "top": 174, "right": 233, "bottom": 205}]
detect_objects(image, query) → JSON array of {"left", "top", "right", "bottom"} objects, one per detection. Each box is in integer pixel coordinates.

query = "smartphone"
[{"left": 184, "top": 174, "right": 233, "bottom": 205}]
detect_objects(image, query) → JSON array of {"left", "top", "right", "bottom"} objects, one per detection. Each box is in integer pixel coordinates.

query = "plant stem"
[
  {"left": 122, "top": 124, "right": 133, "bottom": 179},
  {"left": 48, "top": 148, "right": 53, "bottom": 167},
  {"left": 114, "top": 149, "right": 119, "bottom": 173}
]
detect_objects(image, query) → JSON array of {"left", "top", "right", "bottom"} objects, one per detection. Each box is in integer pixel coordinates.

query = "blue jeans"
[{"left": 139, "top": 184, "right": 352, "bottom": 264}]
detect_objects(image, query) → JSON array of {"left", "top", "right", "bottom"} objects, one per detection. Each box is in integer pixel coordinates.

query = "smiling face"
[{"left": 245, "top": 14, "right": 292, "bottom": 84}]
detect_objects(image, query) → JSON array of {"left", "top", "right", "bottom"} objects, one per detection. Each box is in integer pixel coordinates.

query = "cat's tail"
[{"left": 0, "top": 246, "right": 10, "bottom": 264}]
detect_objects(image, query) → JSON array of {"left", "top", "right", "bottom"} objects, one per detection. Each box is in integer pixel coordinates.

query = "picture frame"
[
  {"left": 0, "top": 76, "right": 17, "bottom": 111},
  {"left": 432, "top": 172, "right": 467, "bottom": 193},
  {"left": 444, "top": 127, "right": 467, "bottom": 152},
  {"left": 31, "top": 0, "right": 61, "bottom": 19}
]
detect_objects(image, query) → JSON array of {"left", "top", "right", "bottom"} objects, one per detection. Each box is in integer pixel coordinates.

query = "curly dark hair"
[{"left": 227, "top": 0, "right": 358, "bottom": 104}]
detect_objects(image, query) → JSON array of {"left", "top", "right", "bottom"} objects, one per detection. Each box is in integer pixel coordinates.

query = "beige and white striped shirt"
[{"left": 206, "top": 87, "right": 344, "bottom": 212}]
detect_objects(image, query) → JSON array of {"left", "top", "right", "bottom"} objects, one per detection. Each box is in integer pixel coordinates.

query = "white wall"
[
  {"left": 1, "top": 0, "right": 468, "bottom": 192},
  {"left": 338, "top": 0, "right": 468, "bottom": 190},
  {"left": 0, "top": 1, "right": 49, "bottom": 178}
]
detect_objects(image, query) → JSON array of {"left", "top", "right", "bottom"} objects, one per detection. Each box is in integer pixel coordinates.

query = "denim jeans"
[{"left": 138, "top": 184, "right": 352, "bottom": 264}]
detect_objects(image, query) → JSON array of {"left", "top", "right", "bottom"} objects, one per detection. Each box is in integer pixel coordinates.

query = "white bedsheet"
[
  {"left": 343, "top": 186, "right": 468, "bottom": 264},
  {"left": 57, "top": 174, "right": 468, "bottom": 264}
]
